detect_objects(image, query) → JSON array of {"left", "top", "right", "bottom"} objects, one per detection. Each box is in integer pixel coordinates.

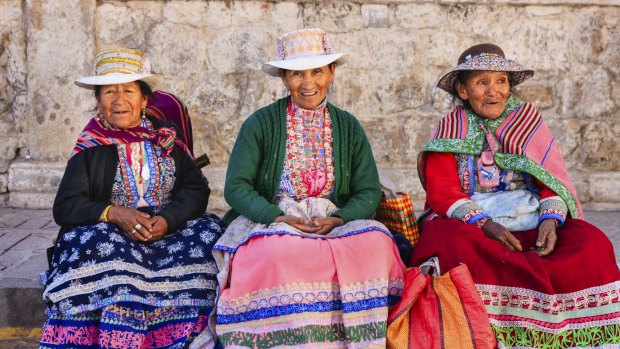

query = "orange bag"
[
  {"left": 387, "top": 259, "right": 496, "bottom": 349},
  {"left": 376, "top": 192, "right": 419, "bottom": 247}
]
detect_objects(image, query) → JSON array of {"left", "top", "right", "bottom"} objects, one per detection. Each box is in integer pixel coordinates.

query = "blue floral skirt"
[{"left": 40, "top": 211, "right": 223, "bottom": 349}]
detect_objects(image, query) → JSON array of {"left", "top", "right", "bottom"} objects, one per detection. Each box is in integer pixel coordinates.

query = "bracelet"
[{"left": 101, "top": 205, "right": 112, "bottom": 222}]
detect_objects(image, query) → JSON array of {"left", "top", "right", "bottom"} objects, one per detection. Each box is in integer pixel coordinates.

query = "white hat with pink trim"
[{"left": 262, "top": 28, "right": 347, "bottom": 77}]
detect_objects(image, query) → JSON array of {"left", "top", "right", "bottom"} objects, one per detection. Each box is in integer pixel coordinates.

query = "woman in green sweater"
[{"left": 192, "top": 29, "right": 406, "bottom": 349}]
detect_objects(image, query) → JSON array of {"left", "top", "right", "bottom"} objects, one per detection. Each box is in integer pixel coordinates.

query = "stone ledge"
[
  {"left": 4, "top": 161, "right": 620, "bottom": 211},
  {"left": 8, "top": 161, "right": 64, "bottom": 194},
  {"left": 327, "top": 0, "right": 618, "bottom": 5}
]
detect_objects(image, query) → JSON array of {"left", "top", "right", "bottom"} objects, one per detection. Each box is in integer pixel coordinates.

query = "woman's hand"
[
  {"left": 107, "top": 206, "right": 153, "bottom": 242},
  {"left": 531, "top": 219, "right": 558, "bottom": 257},
  {"left": 146, "top": 216, "right": 168, "bottom": 241},
  {"left": 482, "top": 220, "right": 522, "bottom": 252},
  {"left": 313, "top": 217, "right": 345, "bottom": 236},
  {"left": 274, "top": 215, "right": 320, "bottom": 234}
]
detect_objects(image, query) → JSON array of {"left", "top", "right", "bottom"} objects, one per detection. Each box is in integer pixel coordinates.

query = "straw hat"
[
  {"left": 262, "top": 28, "right": 347, "bottom": 77},
  {"left": 75, "top": 48, "right": 163, "bottom": 91},
  {"left": 437, "top": 43, "right": 534, "bottom": 96}
]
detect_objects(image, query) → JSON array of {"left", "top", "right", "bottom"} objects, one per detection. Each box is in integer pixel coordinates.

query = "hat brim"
[
  {"left": 74, "top": 73, "right": 163, "bottom": 91},
  {"left": 262, "top": 53, "right": 346, "bottom": 77},
  {"left": 437, "top": 57, "right": 534, "bottom": 96}
]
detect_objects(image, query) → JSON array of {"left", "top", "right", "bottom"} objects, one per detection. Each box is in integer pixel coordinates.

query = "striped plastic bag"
[{"left": 387, "top": 258, "right": 496, "bottom": 349}]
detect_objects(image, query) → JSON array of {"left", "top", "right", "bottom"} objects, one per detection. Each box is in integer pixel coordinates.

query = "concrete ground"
[{"left": 0, "top": 207, "right": 619, "bottom": 348}]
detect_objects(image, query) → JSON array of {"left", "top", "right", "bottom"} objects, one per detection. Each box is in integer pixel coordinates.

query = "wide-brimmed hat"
[
  {"left": 75, "top": 48, "right": 163, "bottom": 91},
  {"left": 437, "top": 43, "right": 534, "bottom": 96},
  {"left": 262, "top": 28, "right": 347, "bottom": 77}
]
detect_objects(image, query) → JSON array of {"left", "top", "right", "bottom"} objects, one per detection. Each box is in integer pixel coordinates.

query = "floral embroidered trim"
[
  {"left": 449, "top": 199, "right": 490, "bottom": 226},
  {"left": 477, "top": 281, "right": 620, "bottom": 315}
]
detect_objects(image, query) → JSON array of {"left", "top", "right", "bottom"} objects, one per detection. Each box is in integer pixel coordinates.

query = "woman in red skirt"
[{"left": 410, "top": 43, "right": 620, "bottom": 348}]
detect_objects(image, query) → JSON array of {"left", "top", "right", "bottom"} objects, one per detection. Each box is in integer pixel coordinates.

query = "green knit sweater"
[{"left": 222, "top": 97, "right": 381, "bottom": 227}]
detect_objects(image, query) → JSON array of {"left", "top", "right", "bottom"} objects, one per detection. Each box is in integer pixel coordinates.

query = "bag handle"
[{"left": 419, "top": 256, "right": 441, "bottom": 276}]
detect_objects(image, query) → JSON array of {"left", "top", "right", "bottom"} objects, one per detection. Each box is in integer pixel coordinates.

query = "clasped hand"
[
  {"left": 274, "top": 215, "right": 345, "bottom": 235},
  {"left": 107, "top": 206, "right": 168, "bottom": 242},
  {"left": 482, "top": 218, "right": 557, "bottom": 257}
]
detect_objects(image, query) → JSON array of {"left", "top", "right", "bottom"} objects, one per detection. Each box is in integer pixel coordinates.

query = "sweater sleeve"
[
  {"left": 53, "top": 151, "right": 109, "bottom": 227},
  {"left": 332, "top": 118, "right": 381, "bottom": 222},
  {"left": 535, "top": 179, "right": 568, "bottom": 225},
  {"left": 224, "top": 115, "right": 284, "bottom": 225},
  {"left": 425, "top": 151, "right": 490, "bottom": 226},
  {"left": 157, "top": 148, "right": 210, "bottom": 233}
]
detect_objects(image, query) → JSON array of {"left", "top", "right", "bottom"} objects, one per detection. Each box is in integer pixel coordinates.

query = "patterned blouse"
[
  {"left": 107, "top": 118, "right": 177, "bottom": 208},
  {"left": 277, "top": 98, "right": 335, "bottom": 201}
]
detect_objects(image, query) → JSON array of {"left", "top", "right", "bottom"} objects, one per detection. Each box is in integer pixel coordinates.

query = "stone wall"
[{"left": 2, "top": 0, "right": 620, "bottom": 212}]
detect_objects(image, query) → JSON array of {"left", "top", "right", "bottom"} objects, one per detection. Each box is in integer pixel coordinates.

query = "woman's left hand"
[
  {"left": 312, "top": 217, "right": 345, "bottom": 235},
  {"left": 145, "top": 216, "right": 168, "bottom": 242},
  {"left": 532, "top": 219, "right": 558, "bottom": 257}
]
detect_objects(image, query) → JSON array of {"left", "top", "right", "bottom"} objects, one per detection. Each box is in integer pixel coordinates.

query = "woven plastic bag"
[
  {"left": 387, "top": 258, "right": 496, "bottom": 349},
  {"left": 376, "top": 184, "right": 419, "bottom": 247}
]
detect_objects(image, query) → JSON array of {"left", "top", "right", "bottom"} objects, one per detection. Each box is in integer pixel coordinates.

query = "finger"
[
  {"left": 504, "top": 232, "right": 522, "bottom": 252},
  {"left": 293, "top": 223, "right": 320, "bottom": 233},
  {"left": 538, "top": 233, "right": 557, "bottom": 257},
  {"left": 136, "top": 219, "right": 153, "bottom": 232},
  {"left": 314, "top": 224, "right": 331, "bottom": 235},
  {"left": 536, "top": 229, "right": 549, "bottom": 248}
]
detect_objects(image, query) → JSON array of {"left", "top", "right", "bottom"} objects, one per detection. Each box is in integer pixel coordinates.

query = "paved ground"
[{"left": 0, "top": 207, "right": 618, "bottom": 348}]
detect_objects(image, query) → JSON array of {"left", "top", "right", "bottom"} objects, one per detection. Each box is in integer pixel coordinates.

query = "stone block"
[
  {"left": 8, "top": 161, "right": 64, "bottom": 194},
  {"left": 0, "top": 173, "right": 7, "bottom": 193},
  {"left": 514, "top": 84, "right": 554, "bottom": 110},
  {"left": 0, "top": 137, "right": 18, "bottom": 173},
  {"left": 395, "top": 3, "right": 442, "bottom": 29},
  {"left": 589, "top": 172, "right": 620, "bottom": 203},
  {"left": 581, "top": 119, "right": 620, "bottom": 170},
  {"left": 270, "top": 2, "right": 303, "bottom": 33},
  {"left": 378, "top": 168, "right": 426, "bottom": 203},
  {"left": 163, "top": 1, "right": 209, "bottom": 27},
  {"left": 362, "top": 4, "right": 389, "bottom": 28},
  {"left": 558, "top": 67, "right": 616, "bottom": 118},
  {"left": 202, "top": 165, "right": 228, "bottom": 213},
  {"left": 24, "top": 0, "right": 95, "bottom": 160},
  {"left": 8, "top": 192, "right": 56, "bottom": 210},
  {"left": 302, "top": 2, "right": 363, "bottom": 32}
]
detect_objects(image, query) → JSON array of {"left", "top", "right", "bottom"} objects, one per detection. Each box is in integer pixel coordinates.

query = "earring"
[
  {"left": 328, "top": 81, "right": 335, "bottom": 93},
  {"left": 141, "top": 108, "right": 146, "bottom": 119},
  {"left": 96, "top": 110, "right": 103, "bottom": 121}
]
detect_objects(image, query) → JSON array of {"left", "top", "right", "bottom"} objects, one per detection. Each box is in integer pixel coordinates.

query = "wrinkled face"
[
  {"left": 98, "top": 82, "right": 147, "bottom": 129},
  {"left": 280, "top": 65, "right": 335, "bottom": 110},
  {"left": 455, "top": 71, "right": 511, "bottom": 119}
]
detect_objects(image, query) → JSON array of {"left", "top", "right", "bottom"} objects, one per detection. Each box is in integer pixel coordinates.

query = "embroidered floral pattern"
[
  {"left": 279, "top": 99, "right": 335, "bottom": 200},
  {"left": 111, "top": 119, "right": 175, "bottom": 208}
]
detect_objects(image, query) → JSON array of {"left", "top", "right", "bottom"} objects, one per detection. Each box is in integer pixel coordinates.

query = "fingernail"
[{"left": 536, "top": 241, "right": 542, "bottom": 247}]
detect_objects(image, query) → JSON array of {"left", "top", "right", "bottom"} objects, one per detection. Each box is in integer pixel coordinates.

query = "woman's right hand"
[
  {"left": 482, "top": 220, "right": 522, "bottom": 252},
  {"left": 274, "top": 215, "right": 320, "bottom": 234},
  {"left": 107, "top": 206, "right": 153, "bottom": 242}
]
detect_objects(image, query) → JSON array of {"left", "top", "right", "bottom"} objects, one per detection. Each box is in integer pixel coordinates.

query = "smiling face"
[
  {"left": 97, "top": 82, "right": 147, "bottom": 129},
  {"left": 279, "top": 65, "right": 335, "bottom": 109},
  {"left": 455, "top": 71, "right": 511, "bottom": 119}
]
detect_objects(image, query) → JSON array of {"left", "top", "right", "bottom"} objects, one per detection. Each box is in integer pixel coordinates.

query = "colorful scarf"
[
  {"left": 419, "top": 95, "right": 583, "bottom": 219},
  {"left": 70, "top": 116, "right": 191, "bottom": 159}
]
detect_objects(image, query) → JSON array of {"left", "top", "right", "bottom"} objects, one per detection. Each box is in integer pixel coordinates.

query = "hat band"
[{"left": 463, "top": 52, "right": 504, "bottom": 64}]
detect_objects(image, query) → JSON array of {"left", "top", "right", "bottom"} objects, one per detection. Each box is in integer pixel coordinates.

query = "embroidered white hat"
[
  {"left": 75, "top": 48, "right": 163, "bottom": 91},
  {"left": 262, "top": 28, "right": 347, "bottom": 77}
]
